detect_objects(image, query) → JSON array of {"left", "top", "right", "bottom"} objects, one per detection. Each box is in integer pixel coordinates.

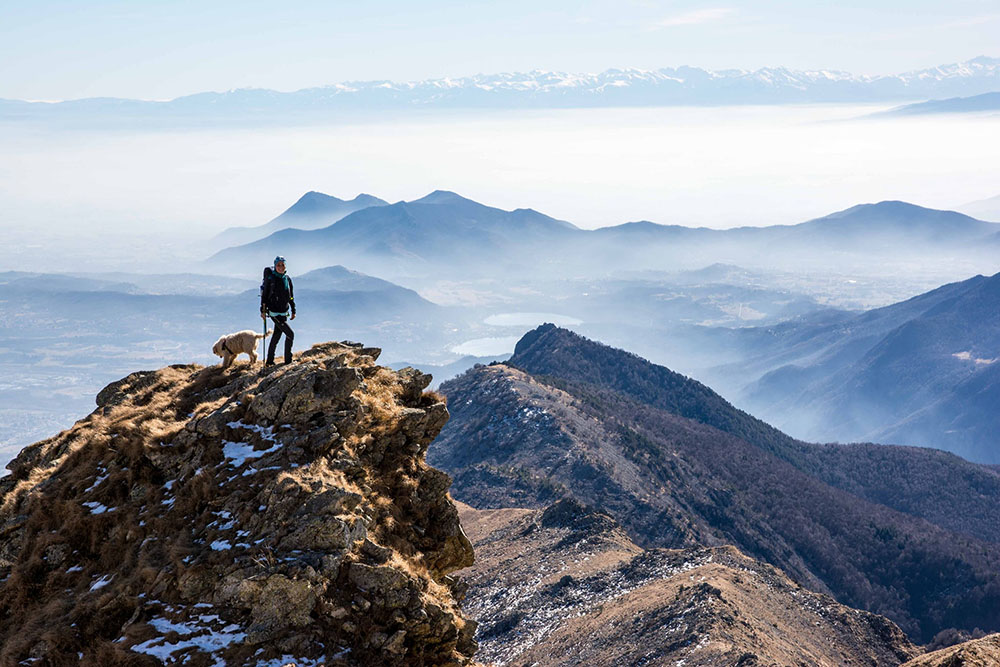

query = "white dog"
[{"left": 212, "top": 329, "right": 270, "bottom": 369}]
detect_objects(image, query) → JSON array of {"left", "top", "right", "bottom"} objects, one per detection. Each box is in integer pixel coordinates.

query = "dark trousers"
[{"left": 267, "top": 315, "right": 294, "bottom": 364}]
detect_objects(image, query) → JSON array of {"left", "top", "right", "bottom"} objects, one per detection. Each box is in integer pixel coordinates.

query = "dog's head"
[{"left": 211, "top": 338, "right": 224, "bottom": 357}]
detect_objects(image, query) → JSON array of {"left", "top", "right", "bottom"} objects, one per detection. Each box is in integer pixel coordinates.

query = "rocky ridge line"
[
  {"left": 458, "top": 498, "right": 919, "bottom": 666},
  {"left": 901, "top": 633, "right": 1000, "bottom": 666}
]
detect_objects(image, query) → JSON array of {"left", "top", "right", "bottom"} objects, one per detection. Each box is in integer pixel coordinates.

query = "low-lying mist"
[{"left": 3, "top": 103, "right": 999, "bottom": 274}]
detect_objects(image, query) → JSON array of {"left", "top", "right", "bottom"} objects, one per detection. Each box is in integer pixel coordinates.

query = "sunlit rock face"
[{"left": 0, "top": 341, "right": 477, "bottom": 666}]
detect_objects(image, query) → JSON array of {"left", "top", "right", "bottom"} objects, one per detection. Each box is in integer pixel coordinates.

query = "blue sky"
[{"left": 2, "top": 0, "right": 998, "bottom": 100}]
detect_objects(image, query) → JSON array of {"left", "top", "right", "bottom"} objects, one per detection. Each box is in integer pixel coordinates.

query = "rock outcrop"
[
  {"left": 0, "top": 341, "right": 477, "bottom": 666},
  {"left": 902, "top": 634, "right": 1000, "bottom": 666},
  {"left": 458, "top": 498, "right": 920, "bottom": 666}
]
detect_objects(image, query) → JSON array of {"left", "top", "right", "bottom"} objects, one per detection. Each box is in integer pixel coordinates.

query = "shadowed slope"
[{"left": 432, "top": 326, "right": 1000, "bottom": 642}]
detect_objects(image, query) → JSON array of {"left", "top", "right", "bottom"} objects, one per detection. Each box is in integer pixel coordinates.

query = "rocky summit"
[{"left": 0, "top": 341, "right": 477, "bottom": 666}]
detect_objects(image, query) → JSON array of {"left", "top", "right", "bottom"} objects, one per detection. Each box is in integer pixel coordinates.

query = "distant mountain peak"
[
  {"left": 288, "top": 191, "right": 390, "bottom": 209},
  {"left": 212, "top": 191, "right": 389, "bottom": 247},
  {"left": 969, "top": 55, "right": 1000, "bottom": 65},
  {"left": 809, "top": 200, "right": 990, "bottom": 230},
  {"left": 410, "top": 190, "right": 472, "bottom": 205},
  {"left": 287, "top": 190, "right": 344, "bottom": 210},
  {"left": 512, "top": 322, "right": 560, "bottom": 356}
]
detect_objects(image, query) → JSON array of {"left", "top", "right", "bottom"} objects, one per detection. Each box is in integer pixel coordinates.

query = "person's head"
[{"left": 273, "top": 256, "right": 287, "bottom": 274}]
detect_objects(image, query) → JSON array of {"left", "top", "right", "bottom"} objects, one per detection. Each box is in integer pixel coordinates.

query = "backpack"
[
  {"left": 259, "top": 267, "right": 271, "bottom": 305},
  {"left": 260, "top": 266, "right": 291, "bottom": 313}
]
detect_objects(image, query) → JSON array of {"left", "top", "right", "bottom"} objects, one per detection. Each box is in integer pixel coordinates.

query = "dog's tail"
[{"left": 256, "top": 330, "right": 272, "bottom": 340}]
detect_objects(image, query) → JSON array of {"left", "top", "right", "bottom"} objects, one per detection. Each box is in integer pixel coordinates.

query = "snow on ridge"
[
  {"left": 84, "top": 466, "right": 109, "bottom": 493},
  {"left": 17, "top": 57, "right": 1000, "bottom": 111},
  {"left": 221, "top": 439, "right": 282, "bottom": 467},
  {"left": 82, "top": 501, "right": 112, "bottom": 514},
  {"left": 226, "top": 420, "right": 278, "bottom": 443},
  {"left": 90, "top": 574, "right": 113, "bottom": 591},
  {"left": 131, "top": 613, "right": 247, "bottom": 665}
]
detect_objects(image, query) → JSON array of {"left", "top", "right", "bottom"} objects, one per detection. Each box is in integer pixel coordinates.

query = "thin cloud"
[{"left": 652, "top": 7, "right": 736, "bottom": 29}]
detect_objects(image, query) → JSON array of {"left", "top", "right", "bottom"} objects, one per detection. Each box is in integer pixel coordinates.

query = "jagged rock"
[
  {"left": 397, "top": 366, "right": 434, "bottom": 403},
  {"left": 0, "top": 341, "right": 478, "bottom": 666},
  {"left": 95, "top": 369, "right": 161, "bottom": 409},
  {"left": 902, "top": 634, "right": 1000, "bottom": 666},
  {"left": 252, "top": 574, "right": 318, "bottom": 628},
  {"left": 348, "top": 563, "right": 413, "bottom": 608},
  {"left": 361, "top": 538, "right": 393, "bottom": 564}
]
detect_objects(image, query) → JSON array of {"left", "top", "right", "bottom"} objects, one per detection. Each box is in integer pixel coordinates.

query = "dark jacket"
[{"left": 260, "top": 267, "right": 295, "bottom": 316}]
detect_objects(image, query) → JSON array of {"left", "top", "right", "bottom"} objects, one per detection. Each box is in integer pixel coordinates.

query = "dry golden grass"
[
  {"left": 0, "top": 344, "right": 477, "bottom": 666},
  {"left": 423, "top": 389, "right": 446, "bottom": 406},
  {"left": 357, "top": 366, "right": 405, "bottom": 430}
]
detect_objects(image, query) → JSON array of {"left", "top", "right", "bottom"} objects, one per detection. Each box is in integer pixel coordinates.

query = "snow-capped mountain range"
[{"left": 3, "top": 56, "right": 999, "bottom": 118}]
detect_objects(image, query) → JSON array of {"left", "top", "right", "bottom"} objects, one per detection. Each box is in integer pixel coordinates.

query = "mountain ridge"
[
  {"left": 207, "top": 193, "right": 1000, "bottom": 279},
  {"left": 208, "top": 192, "right": 580, "bottom": 277},
  {"left": 459, "top": 499, "right": 919, "bottom": 666},
  {"left": 879, "top": 91, "right": 1000, "bottom": 116},
  {"left": 5, "top": 56, "right": 1000, "bottom": 117},
  {"left": 729, "top": 272, "right": 1000, "bottom": 462},
  {"left": 214, "top": 191, "right": 389, "bottom": 247},
  {"left": 430, "top": 325, "right": 1000, "bottom": 642}
]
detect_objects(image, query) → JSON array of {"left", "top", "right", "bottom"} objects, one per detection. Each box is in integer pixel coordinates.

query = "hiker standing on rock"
[{"left": 260, "top": 255, "right": 296, "bottom": 366}]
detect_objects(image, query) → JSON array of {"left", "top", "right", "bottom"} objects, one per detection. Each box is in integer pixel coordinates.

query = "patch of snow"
[
  {"left": 222, "top": 439, "right": 281, "bottom": 467},
  {"left": 210, "top": 540, "right": 233, "bottom": 551},
  {"left": 257, "top": 655, "right": 326, "bottom": 667},
  {"left": 242, "top": 465, "right": 281, "bottom": 477},
  {"left": 226, "top": 420, "right": 278, "bottom": 443},
  {"left": 84, "top": 470, "right": 108, "bottom": 493},
  {"left": 90, "top": 574, "right": 113, "bottom": 591},
  {"left": 66, "top": 565, "right": 83, "bottom": 573},
  {"left": 82, "top": 501, "right": 112, "bottom": 514},
  {"left": 131, "top": 614, "right": 246, "bottom": 666}
]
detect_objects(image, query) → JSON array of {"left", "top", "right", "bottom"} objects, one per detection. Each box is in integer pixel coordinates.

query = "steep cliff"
[{"left": 0, "top": 341, "right": 477, "bottom": 666}]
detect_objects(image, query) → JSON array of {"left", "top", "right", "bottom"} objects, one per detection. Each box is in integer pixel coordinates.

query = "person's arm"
[{"left": 289, "top": 278, "right": 296, "bottom": 319}]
